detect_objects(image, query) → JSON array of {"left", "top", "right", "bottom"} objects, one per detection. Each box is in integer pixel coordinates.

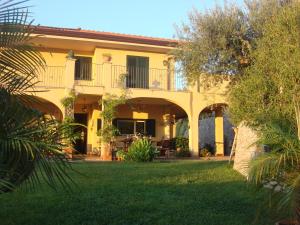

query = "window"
[
  {"left": 117, "top": 120, "right": 135, "bottom": 135},
  {"left": 126, "top": 56, "right": 149, "bottom": 88},
  {"left": 113, "top": 119, "right": 155, "bottom": 136},
  {"left": 97, "top": 119, "right": 102, "bottom": 136},
  {"left": 75, "top": 56, "right": 92, "bottom": 80},
  {"left": 135, "top": 121, "right": 146, "bottom": 134}
]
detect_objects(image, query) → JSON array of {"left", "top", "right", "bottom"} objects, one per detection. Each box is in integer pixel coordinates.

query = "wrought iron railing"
[
  {"left": 35, "top": 66, "right": 65, "bottom": 88},
  {"left": 74, "top": 63, "right": 103, "bottom": 87},
  {"left": 34, "top": 64, "right": 187, "bottom": 91},
  {"left": 111, "top": 65, "right": 188, "bottom": 91}
]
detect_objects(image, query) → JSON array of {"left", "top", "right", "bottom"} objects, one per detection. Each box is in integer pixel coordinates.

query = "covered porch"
[{"left": 111, "top": 97, "right": 188, "bottom": 158}]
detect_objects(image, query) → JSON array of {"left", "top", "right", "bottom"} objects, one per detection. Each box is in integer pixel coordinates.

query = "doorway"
[{"left": 74, "top": 113, "right": 88, "bottom": 154}]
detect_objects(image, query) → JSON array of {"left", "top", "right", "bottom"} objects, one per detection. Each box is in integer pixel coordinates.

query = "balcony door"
[
  {"left": 75, "top": 57, "right": 92, "bottom": 81},
  {"left": 126, "top": 56, "right": 149, "bottom": 88}
]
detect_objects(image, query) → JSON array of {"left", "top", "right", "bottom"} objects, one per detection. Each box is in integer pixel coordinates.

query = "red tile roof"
[{"left": 33, "top": 26, "right": 178, "bottom": 47}]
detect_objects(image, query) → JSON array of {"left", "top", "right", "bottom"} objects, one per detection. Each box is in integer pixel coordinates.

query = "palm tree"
[
  {"left": 0, "top": 0, "right": 74, "bottom": 192},
  {"left": 248, "top": 100, "right": 300, "bottom": 223}
]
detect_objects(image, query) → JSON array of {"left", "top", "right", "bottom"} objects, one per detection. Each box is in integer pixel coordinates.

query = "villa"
[{"left": 31, "top": 26, "right": 231, "bottom": 158}]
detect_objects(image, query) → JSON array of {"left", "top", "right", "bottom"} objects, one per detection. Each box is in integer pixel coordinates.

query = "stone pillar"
[{"left": 215, "top": 108, "right": 224, "bottom": 156}]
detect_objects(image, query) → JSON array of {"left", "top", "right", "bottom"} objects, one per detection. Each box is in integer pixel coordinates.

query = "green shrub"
[
  {"left": 125, "top": 138, "right": 158, "bottom": 162},
  {"left": 116, "top": 149, "right": 127, "bottom": 160},
  {"left": 175, "top": 137, "right": 189, "bottom": 150},
  {"left": 171, "top": 137, "right": 191, "bottom": 157},
  {"left": 200, "top": 144, "right": 215, "bottom": 157},
  {"left": 176, "top": 148, "right": 191, "bottom": 157}
]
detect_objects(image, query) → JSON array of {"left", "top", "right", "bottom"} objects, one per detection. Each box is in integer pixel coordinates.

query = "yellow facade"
[{"left": 31, "top": 27, "right": 229, "bottom": 157}]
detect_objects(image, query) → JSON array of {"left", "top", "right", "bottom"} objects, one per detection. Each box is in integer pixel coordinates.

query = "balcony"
[
  {"left": 111, "top": 65, "right": 187, "bottom": 91},
  {"left": 34, "top": 66, "right": 65, "bottom": 88},
  {"left": 35, "top": 63, "right": 188, "bottom": 92}
]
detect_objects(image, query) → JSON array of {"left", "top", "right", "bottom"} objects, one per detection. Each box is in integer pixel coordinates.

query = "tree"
[
  {"left": 175, "top": 0, "right": 284, "bottom": 86},
  {"left": 0, "top": 0, "right": 75, "bottom": 192},
  {"left": 175, "top": 2, "right": 251, "bottom": 85},
  {"left": 176, "top": 0, "right": 300, "bottom": 221},
  {"left": 230, "top": 2, "right": 300, "bottom": 221}
]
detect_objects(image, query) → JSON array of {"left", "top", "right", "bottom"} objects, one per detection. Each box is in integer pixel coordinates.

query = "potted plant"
[{"left": 102, "top": 53, "right": 112, "bottom": 62}]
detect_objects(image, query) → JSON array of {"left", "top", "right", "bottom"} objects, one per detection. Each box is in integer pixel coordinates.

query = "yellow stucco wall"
[{"left": 32, "top": 36, "right": 230, "bottom": 157}]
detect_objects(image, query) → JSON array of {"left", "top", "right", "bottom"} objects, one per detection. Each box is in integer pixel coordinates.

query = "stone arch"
[
  {"left": 116, "top": 97, "right": 189, "bottom": 141},
  {"left": 127, "top": 91, "right": 191, "bottom": 118},
  {"left": 198, "top": 103, "right": 234, "bottom": 156},
  {"left": 25, "top": 96, "right": 64, "bottom": 121}
]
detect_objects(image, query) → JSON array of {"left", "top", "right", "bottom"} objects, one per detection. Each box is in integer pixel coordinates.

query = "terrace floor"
[{"left": 0, "top": 161, "right": 275, "bottom": 225}]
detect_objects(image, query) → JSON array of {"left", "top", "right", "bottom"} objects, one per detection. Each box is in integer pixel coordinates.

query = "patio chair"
[{"left": 157, "top": 139, "right": 175, "bottom": 158}]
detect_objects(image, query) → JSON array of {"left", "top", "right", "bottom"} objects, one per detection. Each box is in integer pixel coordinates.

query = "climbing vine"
[
  {"left": 98, "top": 92, "right": 127, "bottom": 144},
  {"left": 60, "top": 89, "right": 78, "bottom": 146},
  {"left": 99, "top": 74, "right": 129, "bottom": 144},
  {"left": 60, "top": 89, "right": 76, "bottom": 109}
]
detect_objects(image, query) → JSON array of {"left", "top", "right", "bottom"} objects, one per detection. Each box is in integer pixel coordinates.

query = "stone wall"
[{"left": 233, "top": 124, "right": 260, "bottom": 177}]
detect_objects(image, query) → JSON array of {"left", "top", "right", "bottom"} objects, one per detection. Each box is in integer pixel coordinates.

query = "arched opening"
[
  {"left": 116, "top": 97, "right": 188, "bottom": 138},
  {"left": 198, "top": 103, "right": 234, "bottom": 156},
  {"left": 24, "top": 96, "right": 63, "bottom": 121},
  {"left": 114, "top": 97, "right": 189, "bottom": 156}
]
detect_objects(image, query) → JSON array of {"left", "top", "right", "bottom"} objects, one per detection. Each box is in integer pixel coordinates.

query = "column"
[
  {"left": 103, "top": 63, "right": 112, "bottom": 89},
  {"left": 215, "top": 108, "right": 224, "bottom": 156},
  {"left": 189, "top": 114, "right": 199, "bottom": 157},
  {"left": 65, "top": 57, "right": 76, "bottom": 89}
]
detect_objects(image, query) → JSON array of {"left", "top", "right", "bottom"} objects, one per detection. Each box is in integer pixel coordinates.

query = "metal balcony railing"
[
  {"left": 111, "top": 65, "right": 188, "bottom": 91},
  {"left": 34, "top": 64, "right": 188, "bottom": 91},
  {"left": 35, "top": 66, "right": 65, "bottom": 88},
  {"left": 74, "top": 63, "right": 104, "bottom": 87}
]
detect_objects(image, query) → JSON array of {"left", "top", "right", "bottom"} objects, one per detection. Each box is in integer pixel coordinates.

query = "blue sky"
[{"left": 31, "top": 0, "right": 242, "bottom": 39}]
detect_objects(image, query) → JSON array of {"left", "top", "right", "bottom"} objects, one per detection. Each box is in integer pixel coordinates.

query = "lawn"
[{"left": 0, "top": 161, "right": 274, "bottom": 225}]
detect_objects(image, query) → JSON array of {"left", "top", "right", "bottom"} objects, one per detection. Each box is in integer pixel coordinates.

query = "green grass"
[{"left": 0, "top": 161, "right": 274, "bottom": 225}]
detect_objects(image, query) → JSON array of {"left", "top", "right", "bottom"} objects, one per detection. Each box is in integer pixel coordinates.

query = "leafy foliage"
[
  {"left": 60, "top": 90, "right": 76, "bottom": 108},
  {"left": 229, "top": 1, "right": 300, "bottom": 128},
  {"left": 171, "top": 137, "right": 191, "bottom": 157},
  {"left": 98, "top": 93, "right": 127, "bottom": 144},
  {"left": 0, "top": 0, "right": 75, "bottom": 192},
  {"left": 177, "top": 0, "right": 300, "bottom": 221},
  {"left": 175, "top": 0, "right": 286, "bottom": 86},
  {"left": 228, "top": 1, "right": 300, "bottom": 221},
  {"left": 0, "top": 89, "right": 75, "bottom": 192},
  {"left": 123, "top": 138, "right": 158, "bottom": 162},
  {"left": 248, "top": 120, "right": 300, "bottom": 221},
  {"left": 175, "top": 2, "right": 251, "bottom": 84}
]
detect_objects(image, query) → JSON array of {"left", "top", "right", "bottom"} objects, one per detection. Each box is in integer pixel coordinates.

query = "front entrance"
[{"left": 74, "top": 113, "right": 88, "bottom": 154}]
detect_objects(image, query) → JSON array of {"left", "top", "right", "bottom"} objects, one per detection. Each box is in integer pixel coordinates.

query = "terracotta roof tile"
[{"left": 32, "top": 26, "right": 178, "bottom": 47}]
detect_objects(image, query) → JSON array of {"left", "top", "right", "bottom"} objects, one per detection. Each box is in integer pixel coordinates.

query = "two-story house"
[{"left": 30, "top": 26, "right": 229, "bottom": 158}]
